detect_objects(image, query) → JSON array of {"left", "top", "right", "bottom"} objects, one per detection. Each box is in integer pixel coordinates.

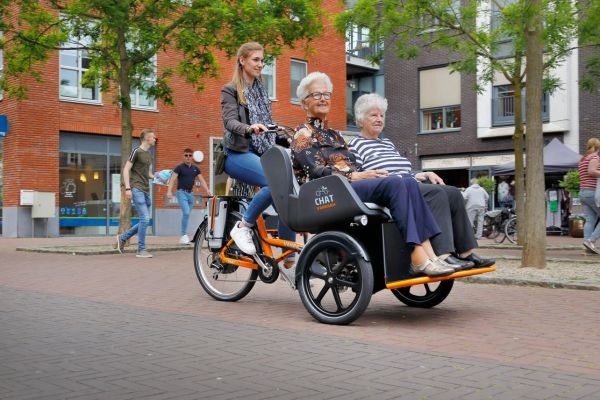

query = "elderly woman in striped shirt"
[
  {"left": 292, "top": 72, "right": 457, "bottom": 278},
  {"left": 348, "top": 93, "right": 494, "bottom": 269}
]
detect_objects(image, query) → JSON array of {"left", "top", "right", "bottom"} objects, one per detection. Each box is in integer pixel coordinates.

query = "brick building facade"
[
  {"left": 0, "top": 1, "right": 346, "bottom": 237},
  {"left": 384, "top": 45, "right": 599, "bottom": 191}
]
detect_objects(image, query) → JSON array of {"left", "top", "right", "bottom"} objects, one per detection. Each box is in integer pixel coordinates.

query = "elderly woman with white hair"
[
  {"left": 349, "top": 93, "right": 494, "bottom": 269},
  {"left": 291, "top": 72, "right": 455, "bottom": 278}
]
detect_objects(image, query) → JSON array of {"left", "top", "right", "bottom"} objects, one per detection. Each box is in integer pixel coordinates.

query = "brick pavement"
[{"left": 1, "top": 236, "right": 600, "bottom": 399}]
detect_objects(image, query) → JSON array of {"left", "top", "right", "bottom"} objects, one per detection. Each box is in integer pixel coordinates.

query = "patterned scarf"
[{"left": 244, "top": 79, "right": 274, "bottom": 156}]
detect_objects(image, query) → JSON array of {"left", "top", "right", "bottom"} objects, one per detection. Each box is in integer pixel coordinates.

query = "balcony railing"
[{"left": 492, "top": 93, "right": 549, "bottom": 126}]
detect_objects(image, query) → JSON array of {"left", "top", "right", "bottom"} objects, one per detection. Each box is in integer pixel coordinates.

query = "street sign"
[{"left": 0, "top": 115, "right": 8, "bottom": 137}]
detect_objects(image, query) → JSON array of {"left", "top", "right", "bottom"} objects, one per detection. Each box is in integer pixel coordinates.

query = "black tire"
[
  {"left": 391, "top": 280, "right": 454, "bottom": 308},
  {"left": 505, "top": 216, "right": 517, "bottom": 244},
  {"left": 297, "top": 232, "right": 373, "bottom": 325},
  {"left": 193, "top": 212, "right": 257, "bottom": 301}
]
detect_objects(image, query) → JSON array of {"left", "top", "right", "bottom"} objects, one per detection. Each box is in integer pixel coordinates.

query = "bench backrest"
[{"left": 261, "top": 146, "right": 386, "bottom": 232}]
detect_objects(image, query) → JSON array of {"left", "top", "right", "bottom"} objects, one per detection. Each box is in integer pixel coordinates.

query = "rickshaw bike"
[{"left": 192, "top": 145, "right": 495, "bottom": 325}]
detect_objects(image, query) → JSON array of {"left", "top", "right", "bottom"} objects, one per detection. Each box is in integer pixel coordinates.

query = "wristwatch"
[{"left": 125, "top": 188, "right": 131, "bottom": 191}]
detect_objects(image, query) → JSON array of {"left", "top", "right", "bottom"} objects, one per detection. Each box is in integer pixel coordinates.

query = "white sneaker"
[
  {"left": 230, "top": 222, "right": 256, "bottom": 255},
  {"left": 583, "top": 239, "right": 600, "bottom": 254},
  {"left": 179, "top": 234, "right": 190, "bottom": 245}
]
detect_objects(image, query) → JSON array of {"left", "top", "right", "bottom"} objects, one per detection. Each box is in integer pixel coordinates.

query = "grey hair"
[
  {"left": 354, "top": 93, "right": 388, "bottom": 125},
  {"left": 296, "top": 71, "right": 333, "bottom": 103},
  {"left": 470, "top": 178, "right": 479, "bottom": 185}
]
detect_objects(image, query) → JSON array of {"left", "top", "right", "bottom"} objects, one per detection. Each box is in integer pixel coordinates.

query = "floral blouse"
[{"left": 291, "top": 117, "right": 357, "bottom": 184}]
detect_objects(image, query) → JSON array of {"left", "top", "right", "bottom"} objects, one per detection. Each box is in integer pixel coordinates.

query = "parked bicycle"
[{"left": 483, "top": 207, "right": 517, "bottom": 244}]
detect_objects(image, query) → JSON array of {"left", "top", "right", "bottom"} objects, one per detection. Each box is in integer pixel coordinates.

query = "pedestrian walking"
[
  {"left": 463, "top": 178, "right": 489, "bottom": 239},
  {"left": 578, "top": 138, "right": 600, "bottom": 254},
  {"left": 167, "top": 148, "right": 211, "bottom": 245},
  {"left": 115, "top": 128, "right": 157, "bottom": 258}
]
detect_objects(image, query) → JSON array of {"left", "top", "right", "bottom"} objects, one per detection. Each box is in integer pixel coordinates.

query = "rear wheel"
[
  {"left": 297, "top": 232, "right": 373, "bottom": 325},
  {"left": 193, "top": 212, "right": 257, "bottom": 301},
  {"left": 391, "top": 280, "right": 454, "bottom": 308},
  {"left": 505, "top": 216, "right": 517, "bottom": 244}
]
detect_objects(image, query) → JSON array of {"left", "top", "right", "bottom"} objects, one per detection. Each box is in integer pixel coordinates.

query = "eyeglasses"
[
  {"left": 304, "top": 91, "right": 332, "bottom": 100},
  {"left": 184, "top": 154, "right": 193, "bottom": 157}
]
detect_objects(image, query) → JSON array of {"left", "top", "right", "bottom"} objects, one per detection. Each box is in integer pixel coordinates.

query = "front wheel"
[
  {"left": 193, "top": 213, "right": 258, "bottom": 301},
  {"left": 297, "top": 232, "right": 373, "bottom": 325},
  {"left": 391, "top": 280, "right": 454, "bottom": 308},
  {"left": 505, "top": 216, "right": 517, "bottom": 244}
]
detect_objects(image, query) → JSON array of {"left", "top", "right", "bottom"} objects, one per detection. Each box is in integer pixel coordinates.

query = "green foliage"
[
  {"left": 559, "top": 170, "right": 580, "bottom": 196},
  {"left": 477, "top": 176, "right": 496, "bottom": 194},
  {"left": 0, "top": 0, "right": 325, "bottom": 103},
  {"left": 334, "top": 0, "right": 581, "bottom": 93}
]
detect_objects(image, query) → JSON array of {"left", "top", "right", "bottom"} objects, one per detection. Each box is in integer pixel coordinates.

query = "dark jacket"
[{"left": 221, "top": 82, "right": 251, "bottom": 152}]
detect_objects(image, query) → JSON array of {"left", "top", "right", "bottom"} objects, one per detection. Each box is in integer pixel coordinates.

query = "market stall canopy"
[{"left": 492, "top": 138, "right": 581, "bottom": 175}]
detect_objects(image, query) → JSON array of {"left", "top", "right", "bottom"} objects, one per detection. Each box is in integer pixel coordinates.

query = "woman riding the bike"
[
  {"left": 290, "top": 72, "right": 455, "bottom": 278},
  {"left": 221, "top": 42, "right": 296, "bottom": 267}
]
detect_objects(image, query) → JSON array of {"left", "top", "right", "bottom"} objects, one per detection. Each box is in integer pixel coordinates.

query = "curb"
[
  {"left": 16, "top": 244, "right": 193, "bottom": 256},
  {"left": 463, "top": 275, "right": 600, "bottom": 291}
]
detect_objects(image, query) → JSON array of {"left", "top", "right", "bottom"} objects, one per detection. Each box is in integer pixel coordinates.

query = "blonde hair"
[
  {"left": 585, "top": 138, "right": 600, "bottom": 155},
  {"left": 231, "top": 42, "right": 264, "bottom": 105}
]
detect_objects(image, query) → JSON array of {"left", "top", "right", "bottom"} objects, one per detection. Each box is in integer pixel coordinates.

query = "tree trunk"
[
  {"left": 522, "top": 0, "right": 546, "bottom": 268},
  {"left": 116, "top": 29, "right": 134, "bottom": 234},
  {"left": 512, "top": 78, "right": 526, "bottom": 246}
]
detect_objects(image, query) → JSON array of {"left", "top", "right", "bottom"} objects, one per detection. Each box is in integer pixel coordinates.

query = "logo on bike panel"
[{"left": 315, "top": 185, "right": 336, "bottom": 211}]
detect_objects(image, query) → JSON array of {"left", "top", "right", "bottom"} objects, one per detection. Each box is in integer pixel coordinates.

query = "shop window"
[
  {"left": 419, "top": 67, "right": 461, "bottom": 133},
  {"left": 58, "top": 133, "right": 153, "bottom": 236},
  {"left": 290, "top": 59, "right": 307, "bottom": 104}
]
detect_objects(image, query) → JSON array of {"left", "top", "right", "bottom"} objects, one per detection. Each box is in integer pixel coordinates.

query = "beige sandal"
[{"left": 410, "top": 258, "right": 454, "bottom": 277}]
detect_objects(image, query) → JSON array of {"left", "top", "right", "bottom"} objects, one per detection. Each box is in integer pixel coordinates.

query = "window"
[
  {"left": 0, "top": 31, "right": 3, "bottom": 101},
  {"left": 420, "top": 0, "right": 462, "bottom": 32},
  {"left": 59, "top": 34, "right": 100, "bottom": 102},
  {"left": 419, "top": 67, "right": 461, "bottom": 132},
  {"left": 290, "top": 59, "right": 307, "bottom": 103},
  {"left": 130, "top": 55, "right": 157, "bottom": 109},
  {"left": 346, "top": 26, "right": 380, "bottom": 59},
  {"left": 262, "top": 60, "right": 276, "bottom": 99},
  {"left": 492, "top": 84, "right": 549, "bottom": 126},
  {"left": 490, "top": 0, "right": 516, "bottom": 59}
]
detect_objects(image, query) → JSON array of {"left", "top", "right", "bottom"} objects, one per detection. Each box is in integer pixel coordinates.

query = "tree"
[
  {"left": 335, "top": 0, "right": 583, "bottom": 268},
  {"left": 524, "top": 0, "right": 546, "bottom": 267},
  {"left": 0, "top": 0, "right": 324, "bottom": 232}
]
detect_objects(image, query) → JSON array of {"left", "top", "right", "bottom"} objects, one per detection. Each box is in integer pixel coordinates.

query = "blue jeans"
[
  {"left": 176, "top": 190, "right": 194, "bottom": 236},
  {"left": 224, "top": 150, "right": 295, "bottom": 243},
  {"left": 120, "top": 187, "right": 151, "bottom": 252},
  {"left": 579, "top": 189, "right": 600, "bottom": 241}
]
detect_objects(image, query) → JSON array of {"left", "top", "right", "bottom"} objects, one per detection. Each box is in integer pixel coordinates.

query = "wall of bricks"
[
  {"left": 384, "top": 47, "right": 516, "bottom": 171},
  {"left": 579, "top": 46, "right": 600, "bottom": 153},
  {"left": 2, "top": 0, "right": 345, "bottom": 217}
]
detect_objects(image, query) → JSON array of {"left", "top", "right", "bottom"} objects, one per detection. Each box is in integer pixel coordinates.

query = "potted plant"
[
  {"left": 559, "top": 170, "right": 584, "bottom": 237},
  {"left": 559, "top": 170, "right": 580, "bottom": 197},
  {"left": 477, "top": 176, "right": 496, "bottom": 194}
]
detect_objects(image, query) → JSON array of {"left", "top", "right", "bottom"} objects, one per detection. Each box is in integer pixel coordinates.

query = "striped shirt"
[
  {"left": 579, "top": 153, "right": 599, "bottom": 189},
  {"left": 348, "top": 136, "right": 412, "bottom": 174}
]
